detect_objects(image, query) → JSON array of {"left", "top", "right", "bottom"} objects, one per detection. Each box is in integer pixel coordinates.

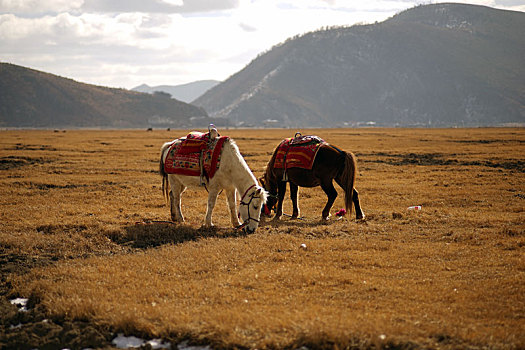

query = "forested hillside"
[{"left": 0, "top": 63, "right": 208, "bottom": 128}]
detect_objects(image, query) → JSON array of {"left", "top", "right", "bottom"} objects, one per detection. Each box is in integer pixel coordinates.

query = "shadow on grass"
[
  {"left": 259, "top": 215, "right": 368, "bottom": 229},
  {"left": 108, "top": 215, "right": 369, "bottom": 249},
  {"left": 107, "top": 222, "right": 246, "bottom": 249}
]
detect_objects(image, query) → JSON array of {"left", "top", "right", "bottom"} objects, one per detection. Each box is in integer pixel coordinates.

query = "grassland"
[{"left": 0, "top": 128, "right": 524, "bottom": 349}]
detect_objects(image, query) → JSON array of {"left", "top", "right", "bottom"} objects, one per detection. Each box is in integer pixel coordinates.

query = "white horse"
[{"left": 159, "top": 132, "right": 267, "bottom": 233}]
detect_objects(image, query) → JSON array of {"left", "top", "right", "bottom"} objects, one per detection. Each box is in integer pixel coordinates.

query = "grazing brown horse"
[{"left": 261, "top": 134, "right": 364, "bottom": 221}]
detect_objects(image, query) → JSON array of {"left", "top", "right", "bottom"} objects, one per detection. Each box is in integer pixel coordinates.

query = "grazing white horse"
[{"left": 159, "top": 131, "right": 267, "bottom": 233}]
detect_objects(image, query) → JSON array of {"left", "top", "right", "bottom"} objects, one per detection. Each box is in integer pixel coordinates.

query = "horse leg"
[
  {"left": 273, "top": 181, "right": 287, "bottom": 220},
  {"left": 168, "top": 179, "right": 185, "bottom": 222},
  {"left": 320, "top": 180, "right": 338, "bottom": 221},
  {"left": 290, "top": 183, "right": 300, "bottom": 219},
  {"left": 225, "top": 187, "right": 242, "bottom": 227},
  {"left": 353, "top": 189, "right": 365, "bottom": 220},
  {"left": 204, "top": 188, "right": 220, "bottom": 227}
]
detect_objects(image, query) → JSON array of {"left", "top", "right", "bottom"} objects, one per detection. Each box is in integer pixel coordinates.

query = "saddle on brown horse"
[{"left": 273, "top": 132, "right": 326, "bottom": 180}]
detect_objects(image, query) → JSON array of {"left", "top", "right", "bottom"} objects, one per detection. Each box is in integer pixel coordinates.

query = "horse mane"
[
  {"left": 224, "top": 138, "right": 255, "bottom": 178},
  {"left": 224, "top": 138, "right": 268, "bottom": 202}
]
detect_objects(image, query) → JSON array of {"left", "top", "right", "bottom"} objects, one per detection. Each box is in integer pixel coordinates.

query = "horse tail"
[
  {"left": 339, "top": 150, "right": 357, "bottom": 217},
  {"left": 159, "top": 142, "right": 171, "bottom": 203}
]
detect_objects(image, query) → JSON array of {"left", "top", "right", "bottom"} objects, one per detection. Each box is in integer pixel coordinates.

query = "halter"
[{"left": 236, "top": 184, "right": 261, "bottom": 230}]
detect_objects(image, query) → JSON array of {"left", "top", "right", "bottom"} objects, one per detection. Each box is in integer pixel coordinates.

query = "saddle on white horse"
[{"left": 164, "top": 125, "right": 228, "bottom": 185}]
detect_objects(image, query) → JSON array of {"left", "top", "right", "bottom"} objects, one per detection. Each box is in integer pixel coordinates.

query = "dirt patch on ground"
[
  {"left": 450, "top": 139, "right": 525, "bottom": 144},
  {"left": 0, "top": 254, "right": 52, "bottom": 296},
  {"left": 13, "top": 181, "right": 87, "bottom": 190},
  {"left": 108, "top": 222, "right": 244, "bottom": 249},
  {"left": 0, "top": 156, "right": 50, "bottom": 170},
  {"left": 360, "top": 152, "right": 525, "bottom": 172},
  {"left": 10, "top": 144, "right": 58, "bottom": 151}
]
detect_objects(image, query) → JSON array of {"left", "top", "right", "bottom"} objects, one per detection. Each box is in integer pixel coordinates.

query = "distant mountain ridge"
[
  {"left": 132, "top": 80, "right": 220, "bottom": 103},
  {"left": 194, "top": 3, "right": 525, "bottom": 127},
  {"left": 0, "top": 63, "right": 208, "bottom": 128}
]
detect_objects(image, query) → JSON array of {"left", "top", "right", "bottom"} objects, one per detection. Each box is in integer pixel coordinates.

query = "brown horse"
[{"left": 261, "top": 135, "right": 364, "bottom": 221}]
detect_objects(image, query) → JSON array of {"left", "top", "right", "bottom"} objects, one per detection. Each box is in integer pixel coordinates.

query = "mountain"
[
  {"left": 193, "top": 3, "right": 525, "bottom": 127},
  {"left": 0, "top": 63, "right": 208, "bottom": 128},
  {"left": 132, "top": 80, "right": 220, "bottom": 103}
]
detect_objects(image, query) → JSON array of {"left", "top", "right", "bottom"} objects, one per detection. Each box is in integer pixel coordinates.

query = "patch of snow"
[
  {"left": 148, "top": 338, "right": 171, "bottom": 349},
  {"left": 9, "top": 297, "right": 28, "bottom": 312},
  {"left": 177, "top": 340, "right": 212, "bottom": 350},
  {"left": 111, "top": 333, "right": 170, "bottom": 349}
]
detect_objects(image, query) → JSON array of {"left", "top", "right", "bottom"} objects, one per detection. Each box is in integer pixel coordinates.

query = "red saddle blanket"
[
  {"left": 274, "top": 135, "right": 325, "bottom": 170},
  {"left": 164, "top": 131, "right": 229, "bottom": 179}
]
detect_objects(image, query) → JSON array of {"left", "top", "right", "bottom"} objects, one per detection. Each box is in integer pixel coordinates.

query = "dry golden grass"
[{"left": 1, "top": 128, "right": 524, "bottom": 349}]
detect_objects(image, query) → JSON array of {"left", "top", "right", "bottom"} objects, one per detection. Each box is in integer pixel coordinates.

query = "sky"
[{"left": 1, "top": 0, "right": 524, "bottom": 90}]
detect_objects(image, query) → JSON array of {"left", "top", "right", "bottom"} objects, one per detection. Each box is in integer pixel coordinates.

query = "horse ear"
[
  {"left": 259, "top": 177, "right": 266, "bottom": 187},
  {"left": 255, "top": 187, "right": 262, "bottom": 195}
]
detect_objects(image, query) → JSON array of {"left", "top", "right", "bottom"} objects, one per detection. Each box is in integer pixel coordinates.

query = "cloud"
[
  {"left": 79, "top": 0, "right": 241, "bottom": 14},
  {"left": 0, "top": 0, "right": 84, "bottom": 14},
  {"left": 0, "top": 6, "right": 257, "bottom": 87},
  {"left": 80, "top": 0, "right": 181, "bottom": 14},
  {"left": 496, "top": 0, "right": 525, "bottom": 4},
  {"left": 0, "top": 0, "right": 241, "bottom": 15},
  {"left": 239, "top": 22, "right": 257, "bottom": 32},
  {"left": 493, "top": 0, "right": 525, "bottom": 11},
  {"left": 160, "top": 0, "right": 184, "bottom": 6},
  {"left": 174, "top": 0, "right": 240, "bottom": 13}
]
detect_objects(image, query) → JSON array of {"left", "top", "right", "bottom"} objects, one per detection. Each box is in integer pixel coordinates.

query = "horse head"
[
  {"left": 259, "top": 175, "right": 277, "bottom": 217},
  {"left": 238, "top": 185, "right": 268, "bottom": 233}
]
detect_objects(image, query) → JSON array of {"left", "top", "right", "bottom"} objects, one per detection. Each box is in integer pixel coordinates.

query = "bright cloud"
[
  {"left": 0, "top": 0, "right": 83, "bottom": 13},
  {"left": 0, "top": 0, "right": 523, "bottom": 89}
]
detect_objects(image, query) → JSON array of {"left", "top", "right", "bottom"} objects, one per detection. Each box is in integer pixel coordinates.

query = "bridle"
[{"left": 237, "top": 184, "right": 261, "bottom": 230}]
